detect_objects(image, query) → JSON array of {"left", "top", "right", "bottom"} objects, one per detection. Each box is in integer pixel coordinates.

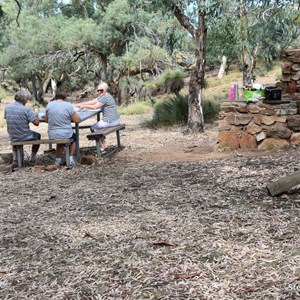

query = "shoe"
[
  {"left": 29, "top": 159, "right": 36, "bottom": 166},
  {"left": 66, "top": 160, "right": 78, "bottom": 170}
]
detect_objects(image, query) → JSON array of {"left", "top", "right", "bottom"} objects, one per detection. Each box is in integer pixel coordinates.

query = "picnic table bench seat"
[
  {"left": 11, "top": 138, "right": 74, "bottom": 168},
  {"left": 86, "top": 124, "right": 125, "bottom": 158}
]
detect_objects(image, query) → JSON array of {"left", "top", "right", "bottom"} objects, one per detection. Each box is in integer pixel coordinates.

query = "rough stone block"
[{"left": 218, "top": 131, "right": 239, "bottom": 150}]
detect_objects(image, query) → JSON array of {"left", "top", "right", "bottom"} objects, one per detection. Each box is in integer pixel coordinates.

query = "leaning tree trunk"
[{"left": 187, "top": 1, "right": 206, "bottom": 133}]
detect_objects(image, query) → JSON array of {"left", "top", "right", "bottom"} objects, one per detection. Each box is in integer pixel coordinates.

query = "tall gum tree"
[
  {"left": 164, "top": 0, "right": 207, "bottom": 133},
  {"left": 240, "top": 0, "right": 299, "bottom": 86}
]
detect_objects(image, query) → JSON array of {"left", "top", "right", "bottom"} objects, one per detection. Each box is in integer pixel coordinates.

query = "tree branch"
[
  {"left": 168, "top": 1, "right": 195, "bottom": 37},
  {"left": 14, "top": 0, "right": 21, "bottom": 27}
]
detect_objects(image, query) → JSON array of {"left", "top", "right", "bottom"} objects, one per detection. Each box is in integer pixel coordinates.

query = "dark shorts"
[
  {"left": 70, "top": 132, "right": 77, "bottom": 141},
  {"left": 23, "top": 131, "right": 41, "bottom": 141}
]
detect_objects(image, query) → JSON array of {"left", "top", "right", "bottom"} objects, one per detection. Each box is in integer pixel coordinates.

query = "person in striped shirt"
[
  {"left": 4, "top": 89, "right": 41, "bottom": 167},
  {"left": 75, "top": 82, "right": 120, "bottom": 151}
]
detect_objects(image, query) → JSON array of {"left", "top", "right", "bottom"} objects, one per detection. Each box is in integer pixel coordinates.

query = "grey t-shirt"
[
  {"left": 97, "top": 93, "right": 120, "bottom": 123},
  {"left": 4, "top": 102, "right": 37, "bottom": 142},
  {"left": 46, "top": 100, "right": 76, "bottom": 139}
]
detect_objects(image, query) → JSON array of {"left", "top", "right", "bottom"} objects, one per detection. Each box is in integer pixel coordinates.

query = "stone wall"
[
  {"left": 281, "top": 49, "right": 300, "bottom": 96},
  {"left": 218, "top": 100, "right": 300, "bottom": 150},
  {"left": 218, "top": 49, "right": 300, "bottom": 150}
]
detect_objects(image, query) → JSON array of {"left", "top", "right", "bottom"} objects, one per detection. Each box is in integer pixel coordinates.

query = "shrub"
[
  {"left": 151, "top": 94, "right": 188, "bottom": 126},
  {"left": 202, "top": 95, "right": 221, "bottom": 123},
  {"left": 145, "top": 93, "right": 220, "bottom": 128}
]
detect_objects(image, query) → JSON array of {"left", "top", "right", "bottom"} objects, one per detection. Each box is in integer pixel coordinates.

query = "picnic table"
[{"left": 39, "top": 108, "right": 102, "bottom": 160}]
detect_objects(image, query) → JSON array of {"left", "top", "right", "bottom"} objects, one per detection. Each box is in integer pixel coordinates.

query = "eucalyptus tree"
[
  {"left": 240, "top": 0, "right": 299, "bottom": 85},
  {"left": 161, "top": 0, "right": 299, "bottom": 133},
  {"left": 161, "top": 0, "right": 229, "bottom": 133},
  {"left": 206, "top": 10, "right": 241, "bottom": 77},
  {"left": 0, "top": 0, "right": 137, "bottom": 101}
]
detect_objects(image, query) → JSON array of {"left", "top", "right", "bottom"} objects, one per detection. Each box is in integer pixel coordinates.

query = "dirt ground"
[{"left": 1, "top": 97, "right": 300, "bottom": 299}]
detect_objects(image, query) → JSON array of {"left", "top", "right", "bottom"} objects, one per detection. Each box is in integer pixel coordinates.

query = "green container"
[{"left": 243, "top": 89, "right": 265, "bottom": 101}]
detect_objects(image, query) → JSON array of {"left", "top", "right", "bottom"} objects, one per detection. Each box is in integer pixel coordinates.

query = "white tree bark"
[{"left": 217, "top": 56, "right": 227, "bottom": 79}]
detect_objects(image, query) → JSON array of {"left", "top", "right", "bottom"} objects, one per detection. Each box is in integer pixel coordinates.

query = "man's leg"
[
  {"left": 11, "top": 146, "right": 18, "bottom": 169},
  {"left": 29, "top": 132, "right": 41, "bottom": 164},
  {"left": 55, "top": 144, "right": 64, "bottom": 166},
  {"left": 12, "top": 146, "right": 17, "bottom": 162},
  {"left": 99, "top": 137, "right": 107, "bottom": 150},
  {"left": 29, "top": 144, "right": 40, "bottom": 164},
  {"left": 69, "top": 141, "right": 76, "bottom": 165},
  {"left": 67, "top": 133, "right": 77, "bottom": 166}
]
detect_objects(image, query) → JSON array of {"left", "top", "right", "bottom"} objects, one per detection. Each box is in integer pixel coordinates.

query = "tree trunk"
[
  {"left": 42, "top": 70, "right": 53, "bottom": 95},
  {"left": 31, "top": 73, "right": 38, "bottom": 102},
  {"left": 187, "top": 0, "right": 206, "bottom": 133},
  {"left": 1, "top": 68, "right": 5, "bottom": 81},
  {"left": 240, "top": 0, "right": 253, "bottom": 86},
  {"left": 36, "top": 76, "right": 44, "bottom": 104},
  {"left": 51, "top": 78, "right": 57, "bottom": 100},
  {"left": 217, "top": 56, "right": 227, "bottom": 79}
]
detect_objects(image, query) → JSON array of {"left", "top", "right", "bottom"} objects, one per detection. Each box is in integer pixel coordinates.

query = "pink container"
[{"left": 229, "top": 86, "right": 234, "bottom": 100}]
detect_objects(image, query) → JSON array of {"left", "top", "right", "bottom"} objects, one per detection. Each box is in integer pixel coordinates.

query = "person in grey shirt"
[
  {"left": 45, "top": 92, "right": 81, "bottom": 167},
  {"left": 75, "top": 81, "right": 120, "bottom": 151},
  {"left": 4, "top": 89, "right": 40, "bottom": 167}
]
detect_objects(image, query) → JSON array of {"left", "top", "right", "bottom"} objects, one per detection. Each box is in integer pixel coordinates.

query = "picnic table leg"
[
  {"left": 75, "top": 123, "right": 80, "bottom": 161},
  {"left": 65, "top": 143, "right": 71, "bottom": 168},
  {"left": 116, "top": 130, "right": 121, "bottom": 148},
  {"left": 16, "top": 145, "right": 24, "bottom": 168},
  {"left": 95, "top": 138, "right": 102, "bottom": 158}
]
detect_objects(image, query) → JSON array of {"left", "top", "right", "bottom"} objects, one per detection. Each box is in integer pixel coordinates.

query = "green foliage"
[
  {"left": 207, "top": 12, "right": 241, "bottom": 65},
  {"left": 0, "top": 0, "right": 298, "bottom": 113},
  {"left": 160, "top": 69, "right": 186, "bottom": 81},
  {"left": 118, "top": 101, "right": 152, "bottom": 115},
  {"left": 147, "top": 69, "right": 186, "bottom": 95},
  {"left": 146, "top": 92, "right": 221, "bottom": 128},
  {"left": 202, "top": 95, "right": 221, "bottom": 123},
  {"left": 149, "top": 94, "right": 188, "bottom": 127},
  {"left": 0, "top": 86, "right": 10, "bottom": 99},
  {"left": 120, "top": 41, "right": 169, "bottom": 72},
  {"left": 256, "top": 61, "right": 275, "bottom": 77}
]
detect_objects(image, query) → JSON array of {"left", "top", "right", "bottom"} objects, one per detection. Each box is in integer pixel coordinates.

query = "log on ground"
[{"left": 266, "top": 170, "right": 300, "bottom": 196}]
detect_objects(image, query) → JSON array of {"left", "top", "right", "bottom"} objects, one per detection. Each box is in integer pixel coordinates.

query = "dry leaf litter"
[{"left": 0, "top": 114, "right": 299, "bottom": 300}]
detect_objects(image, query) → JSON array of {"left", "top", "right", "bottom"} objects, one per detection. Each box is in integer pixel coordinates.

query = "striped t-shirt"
[
  {"left": 4, "top": 102, "right": 37, "bottom": 142},
  {"left": 97, "top": 93, "right": 120, "bottom": 123}
]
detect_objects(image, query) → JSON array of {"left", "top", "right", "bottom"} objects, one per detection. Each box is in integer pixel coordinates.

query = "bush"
[
  {"left": 151, "top": 94, "right": 188, "bottom": 126},
  {"left": 145, "top": 93, "right": 220, "bottom": 127},
  {"left": 202, "top": 95, "right": 221, "bottom": 123}
]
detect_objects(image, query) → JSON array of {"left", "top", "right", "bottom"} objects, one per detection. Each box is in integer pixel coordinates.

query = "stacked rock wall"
[
  {"left": 281, "top": 49, "right": 300, "bottom": 96},
  {"left": 218, "top": 100, "right": 300, "bottom": 150},
  {"left": 218, "top": 49, "right": 300, "bottom": 150}
]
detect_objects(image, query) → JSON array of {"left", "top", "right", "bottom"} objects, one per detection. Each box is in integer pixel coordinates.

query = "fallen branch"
[{"left": 266, "top": 170, "right": 300, "bottom": 196}]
